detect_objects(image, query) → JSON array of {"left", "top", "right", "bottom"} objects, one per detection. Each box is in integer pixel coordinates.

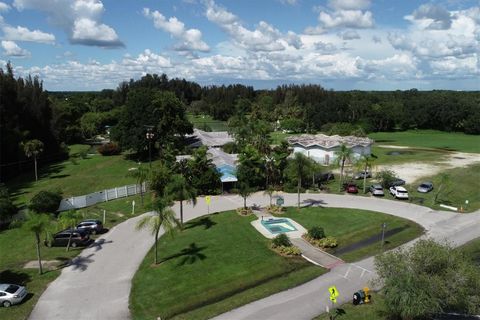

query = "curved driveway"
[{"left": 29, "top": 193, "right": 480, "bottom": 320}]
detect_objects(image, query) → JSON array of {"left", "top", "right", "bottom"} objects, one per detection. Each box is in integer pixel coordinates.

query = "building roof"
[
  {"left": 186, "top": 129, "right": 234, "bottom": 148},
  {"left": 287, "top": 134, "right": 374, "bottom": 149}
]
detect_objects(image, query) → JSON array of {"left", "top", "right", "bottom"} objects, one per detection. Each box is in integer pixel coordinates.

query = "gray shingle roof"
[{"left": 287, "top": 134, "right": 374, "bottom": 149}]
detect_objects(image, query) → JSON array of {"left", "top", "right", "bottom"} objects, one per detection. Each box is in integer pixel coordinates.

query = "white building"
[{"left": 287, "top": 134, "right": 374, "bottom": 165}]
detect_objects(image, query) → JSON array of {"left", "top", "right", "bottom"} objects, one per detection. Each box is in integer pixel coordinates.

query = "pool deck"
[{"left": 251, "top": 213, "right": 306, "bottom": 239}]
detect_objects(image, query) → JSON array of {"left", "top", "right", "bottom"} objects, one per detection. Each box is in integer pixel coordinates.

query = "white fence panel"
[{"left": 57, "top": 183, "right": 146, "bottom": 212}]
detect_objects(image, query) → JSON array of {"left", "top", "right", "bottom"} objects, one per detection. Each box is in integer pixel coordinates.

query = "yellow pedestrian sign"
[
  {"left": 205, "top": 196, "right": 211, "bottom": 205},
  {"left": 328, "top": 286, "right": 339, "bottom": 304}
]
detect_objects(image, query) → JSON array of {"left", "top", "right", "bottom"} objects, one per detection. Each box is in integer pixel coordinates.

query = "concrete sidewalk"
[{"left": 290, "top": 238, "right": 344, "bottom": 269}]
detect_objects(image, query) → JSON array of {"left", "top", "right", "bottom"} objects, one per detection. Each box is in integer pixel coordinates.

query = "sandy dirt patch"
[
  {"left": 376, "top": 151, "right": 480, "bottom": 183},
  {"left": 23, "top": 259, "right": 68, "bottom": 270}
]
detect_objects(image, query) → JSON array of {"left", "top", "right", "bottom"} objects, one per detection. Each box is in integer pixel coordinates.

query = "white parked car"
[
  {"left": 0, "top": 284, "right": 28, "bottom": 307},
  {"left": 389, "top": 186, "right": 409, "bottom": 199}
]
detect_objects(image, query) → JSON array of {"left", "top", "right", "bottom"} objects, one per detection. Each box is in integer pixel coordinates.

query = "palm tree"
[
  {"left": 264, "top": 186, "right": 275, "bottom": 207},
  {"left": 58, "top": 210, "right": 81, "bottom": 251},
  {"left": 22, "top": 139, "right": 44, "bottom": 181},
  {"left": 23, "top": 212, "right": 50, "bottom": 274},
  {"left": 356, "top": 155, "right": 375, "bottom": 193},
  {"left": 127, "top": 165, "right": 150, "bottom": 206},
  {"left": 334, "top": 144, "right": 353, "bottom": 187},
  {"left": 165, "top": 174, "right": 197, "bottom": 225},
  {"left": 136, "top": 197, "right": 180, "bottom": 265},
  {"left": 287, "top": 152, "right": 312, "bottom": 208},
  {"left": 237, "top": 181, "right": 253, "bottom": 209}
]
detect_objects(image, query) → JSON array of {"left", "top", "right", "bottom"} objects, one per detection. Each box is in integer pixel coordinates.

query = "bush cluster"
[
  {"left": 308, "top": 226, "right": 325, "bottom": 240},
  {"left": 29, "top": 190, "right": 62, "bottom": 213},
  {"left": 97, "top": 142, "right": 121, "bottom": 156},
  {"left": 271, "top": 233, "right": 291, "bottom": 248},
  {"left": 236, "top": 207, "right": 253, "bottom": 216},
  {"left": 266, "top": 205, "right": 285, "bottom": 215},
  {"left": 306, "top": 236, "right": 338, "bottom": 249},
  {"left": 275, "top": 245, "right": 301, "bottom": 256}
]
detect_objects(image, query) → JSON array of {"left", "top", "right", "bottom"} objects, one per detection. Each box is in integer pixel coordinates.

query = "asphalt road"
[{"left": 29, "top": 192, "right": 480, "bottom": 320}]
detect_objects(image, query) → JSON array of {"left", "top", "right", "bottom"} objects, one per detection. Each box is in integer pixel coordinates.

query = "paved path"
[
  {"left": 290, "top": 238, "right": 344, "bottom": 269},
  {"left": 29, "top": 192, "right": 480, "bottom": 320}
]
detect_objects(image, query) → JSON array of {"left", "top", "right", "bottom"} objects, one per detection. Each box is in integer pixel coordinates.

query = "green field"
[
  {"left": 130, "top": 208, "right": 422, "bottom": 320},
  {"left": 370, "top": 146, "right": 450, "bottom": 165},
  {"left": 188, "top": 114, "right": 228, "bottom": 132},
  {"left": 0, "top": 195, "right": 151, "bottom": 320},
  {"left": 409, "top": 163, "right": 480, "bottom": 212},
  {"left": 281, "top": 207, "right": 423, "bottom": 262},
  {"left": 369, "top": 130, "right": 480, "bottom": 153},
  {"left": 7, "top": 145, "right": 161, "bottom": 207}
]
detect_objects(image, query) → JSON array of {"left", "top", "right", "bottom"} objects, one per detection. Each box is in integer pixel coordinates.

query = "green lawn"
[
  {"left": 281, "top": 207, "right": 424, "bottom": 262},
  {"left": 370, "top": 146, "right": 450, "bottom": 165},
  {"left": 188, "top": 114, "right": 228, "bottom": 132},
  {"left": 130, "top": 211, "right": 326, "bottom": 320},
  {"left": 0, "top": 194, "right": 152, "bottom": 320},
  {"left": 130, "top": 208, "right": 423, "bottom": 319},
  {"left": 369, "top": 130, "right": 480, "bottom": 153},
  {"left": 409, "top": 163, "right": 480, "bottom": 212},
  {"left": 7, "top": 144, "right": 160, "bottom": 207}
]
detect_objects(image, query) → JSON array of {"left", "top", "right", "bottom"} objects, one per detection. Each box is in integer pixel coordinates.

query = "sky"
[{"left": 1, "top": 0, "right": 479, "bottom": 91}]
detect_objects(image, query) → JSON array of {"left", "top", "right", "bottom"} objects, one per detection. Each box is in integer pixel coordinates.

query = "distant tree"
[
  {"left": 22, "top": 139, "right": 44, "bottom": 181},
  {"left": 58, "top": 210, "right": 81, "bottom": 251},
  {"left": 356, "top": 155, "right": 375, "bottom": 193},
  {"left": 136, "top": 197, "right": 180, "bottom": 265},
  {"left": 334, "top": 144, "right": 353, "bottom": 187},
  {"left": 149, "top": 162, "right": 173, "bottom": 197},
  {"left": 237, "top": 145, "right": 265, "bottom": 189},
  {"left": 127, "top": 166, "right": 150, "bottom": 206},
  {"left": 376, "top": 169, "right": 398, "bottom": 189},
  {"left": 23, "top": 212, "right": 51, "bottom": 274},
  {"left": 186, "top": 147, "right": 221, "bottom": 195},
  {"left": 270, "top": 141, "right": 292, "bottom": 187},
  {"left": 0, "top": 184, "right": 17, "bottom": 222},
  {"left": 286, "top": 153, "right": 313, "bottom": 208},
  {"left": 165, "top": 174, "right": 197, "bottom": 225},
  {"left": 374, "top": 239, "right": 480, "bottom": 319}
]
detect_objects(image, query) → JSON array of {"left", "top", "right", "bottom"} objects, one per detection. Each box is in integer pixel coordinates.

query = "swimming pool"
[{"left": 261, "top": 218, "right": 298, "bottom": 234}]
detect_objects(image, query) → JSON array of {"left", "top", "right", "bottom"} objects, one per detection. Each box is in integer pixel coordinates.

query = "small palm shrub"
[
  {"left": 271, "top": 233, "right": 291, "bottom": 248},
  {"left": 308, "top": 226, "right": 325, "bottom": 240}
]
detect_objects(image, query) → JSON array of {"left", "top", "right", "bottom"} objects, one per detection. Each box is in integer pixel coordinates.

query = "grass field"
[
  {"left": 409, "top": 163, "right": 480, "bottom": 212},
  {"left": 369, "top": 130, "right": 480, "bottom": 153},
  {"left": 130, "top": 208, "right": 422, "bottom": 320},
  {"left": 370, "top": 146, "right": 450, "bottom": 165},
  {"left": 281, "top": 207, "right": 423, "bottom": 262},
  {"left": 7, "top": 144, "right": 160, "bottom": 207},
  {"left": 188, "top": 114, "right": 228, "bottom": 132},
  {"left": 0, "top": 194, "right": 152, "bottom": 320}
]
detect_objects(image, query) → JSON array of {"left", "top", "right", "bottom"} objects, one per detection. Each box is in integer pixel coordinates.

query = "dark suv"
[
  {"left": 76, "top": 219, "right": 103, "bottom": 234},
  {"left": 51, "top": 229, "right": 90, "bottom": 247}
]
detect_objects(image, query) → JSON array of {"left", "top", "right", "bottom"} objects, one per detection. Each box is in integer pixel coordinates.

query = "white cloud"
[
  {"left": 2, "top": 25, "right": 55, "bottom": 43},
  {"left": 318, "top": 9, "right": 374, "bottom": 29},
  {"left": 1, "top": 40, "right": 30, "bottom": 57},
  {"left": 12, "top": 0, "right": 123, "bottom": 47},
  {"left": 409, "top": 3, "right": 452, "bottom": 30},
  {"left": 143, "top": 8, "right": 210, "bottom": 52},
  {"left": 328, "top": 0, "right": 370, "bottom": 11},
  {"left": 279, "top": 0, "right": 298, "bottom": 5},
  {"left": 205, "top": 0, "right": 302, "bottom": 52},
  {"left": 339, "top": 30, "right": 360, "bottom": 40},
  {"left": 0, "top": 1, "right": 10, "bottom": 12}
]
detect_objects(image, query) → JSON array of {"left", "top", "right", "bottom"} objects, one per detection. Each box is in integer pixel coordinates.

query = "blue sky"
[{"left": 1, "top": 0, "right": 479, "bottom": 91}]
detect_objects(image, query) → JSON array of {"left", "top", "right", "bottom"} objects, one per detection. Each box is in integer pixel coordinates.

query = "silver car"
[
  {"left": 369, "top": 184, "right": 384, "bottom": 196},
  {"left": 0, "top": 284, "right": 28, "bottom": 307},
  {"left": 417, "top": 182, "right": 433, "bottom": 193}
]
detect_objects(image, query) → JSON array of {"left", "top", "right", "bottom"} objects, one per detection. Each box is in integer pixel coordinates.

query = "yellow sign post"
[
  {"left": 205, "top": 196, "right": 211, "bottom": 214},
  {"left": 328, "top": 285, "right": 339, "bottom": 305}
]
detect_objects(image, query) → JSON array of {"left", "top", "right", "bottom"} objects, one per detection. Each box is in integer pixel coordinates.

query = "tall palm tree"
[
  {"left": 237, "top": 181, "right": 253, "bottom": 210},
  {"left": 136, "top": 197, "right": 180, "bottom": 265},
  {"left": 58, "top": 210, "right": 81, "bottom": 251},
  {"left": 165, "top": 174, "right": 197, "bottom": 225},
  {"left": 23, "top": 212, "right": 50, "bottom": 274},
  {"left": 334, "top": 144, "right": 353, "bottom": 187},
  {"left": 288, "top": 152, "right": 312, "bottom": 208},
  {"left": 22, "top": 139, "right": 44, "bottom": 181},
  {"left": 356, "top": 155, "right": 375, "bottom": 193},
  {"left": 127, "top": 165, "right": 150, "bottom": 206}
]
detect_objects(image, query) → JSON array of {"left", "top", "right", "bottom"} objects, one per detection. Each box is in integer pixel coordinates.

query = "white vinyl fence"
[{"left": 58, "top": 183, "right": 147, "bottom": 212}]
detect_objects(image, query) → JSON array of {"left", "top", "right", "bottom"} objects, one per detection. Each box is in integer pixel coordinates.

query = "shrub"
[
  {"left": 0, "top": 184, "right": 17, "bottom": 221},
  {"left": 276, "top": 245, "right": 302, "bottom": 256},
  {"left": 317, "top": 236, "right": 338, "bottom": 248},
  {"left": 97, "top": 142, "right": 121, "bottom": 156},
  {"left": 271, "top": 233, "right": 291, "bottom": 248},
  {"left": 308, "top": 226, "right": 325, "bottom": 240},
  {"left": 376, "top": 169, "right": 398, "bottom": 188},
  {"left": 236, "top": 207, "right": 253, "bottom": 216},
  {"left": 29, "top": 190, "right": 62, "bottom": 213},
  {"left": 266, "top": 205, "right": 285, "bottom": 215}
]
